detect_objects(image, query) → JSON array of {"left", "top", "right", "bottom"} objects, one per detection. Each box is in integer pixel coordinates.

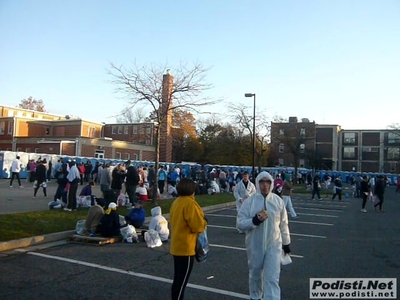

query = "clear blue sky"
[{"left": 1, "top": 0, "right": 399, "bottom": 129}]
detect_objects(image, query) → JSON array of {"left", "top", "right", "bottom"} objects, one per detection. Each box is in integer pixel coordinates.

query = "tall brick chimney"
[{"left": 159, "top": 70, "right": 173, "bottom": 163}]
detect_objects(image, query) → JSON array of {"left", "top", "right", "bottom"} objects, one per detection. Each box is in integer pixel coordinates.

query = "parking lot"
[{"left": 0, "top": 187, "right": 399, "bottom": 299}]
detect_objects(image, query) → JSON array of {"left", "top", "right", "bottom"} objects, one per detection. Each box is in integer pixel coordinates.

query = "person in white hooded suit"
[
  {"left": 149, "top": 206, "right": 170, "bottom": 241},
  {"left": 237, "top": 171, "right": 291, "bottom": 300}
]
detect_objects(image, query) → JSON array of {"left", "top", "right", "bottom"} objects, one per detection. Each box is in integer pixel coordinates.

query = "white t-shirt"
[{"left": 11, "top": 159, "right": 21, "bottom": 173}]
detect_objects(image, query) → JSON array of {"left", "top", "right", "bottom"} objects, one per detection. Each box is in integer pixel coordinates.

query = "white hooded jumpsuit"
[
  {"left": 149, "top": 206, "right": 170, "bottom": 241},
  {"left": 237, "top": 172, "right": 291, "bottom": 300}
]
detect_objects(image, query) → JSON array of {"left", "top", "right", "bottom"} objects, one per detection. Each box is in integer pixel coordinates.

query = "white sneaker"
[
  {"left": 63, "top": 208, "right": 72, "bottom": 212},
  {"left": 19, "top": 186, "right": 24, "bottom": 188},
  {"left": 361, "top": 209, "right": 367, "bottom": 213}
]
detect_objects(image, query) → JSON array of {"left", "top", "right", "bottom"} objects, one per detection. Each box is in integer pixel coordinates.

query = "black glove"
[
  {"left": 252, "top": 214, "right": 263, "bottom": 226},
  {"left": 282, "top": 244, "right": 291, "bottom": 254}
]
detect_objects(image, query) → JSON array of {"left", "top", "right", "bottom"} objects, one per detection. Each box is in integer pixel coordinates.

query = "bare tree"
[
  {"left": 116, "top": 106, "right": 147, "bottom": 123},
  {"left": 108, "top": 61, "right": 217, "bottom": 203},
  {"left": 19, "top": 96, "right": 46, "bottom": 112},
  {"left": 229, "top": 103, "right": 271, "bottom": 174}
]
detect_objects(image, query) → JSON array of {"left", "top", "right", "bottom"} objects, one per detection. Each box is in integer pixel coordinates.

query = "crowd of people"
[{"left": 8, "top": 154, "right": 399, "bottom": 299}]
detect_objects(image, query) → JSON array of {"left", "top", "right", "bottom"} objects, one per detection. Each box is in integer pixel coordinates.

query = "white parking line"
[
  {"left": 295, "top": 203, "right": 348, "bottom": 208},
  {"left": 209, "top": 244, "right": 304, "bottom": 259},
  {"left": 289, "top": 220, "right": 333, "bottom": 226},
  {"left": 28, "top": 252, "right": 249, "bottom": 299},
  {"left": 297, "top": 213, "right": 338, "bottom": 218},
  {"left": 291, "top": 233, "right": 326, "bottom": 239},
  {"left": 295, "top": 207, "right": 344, "bottom": 212},
  {"left": 206, "top": 214, "right": 236, "bottom": 218}
]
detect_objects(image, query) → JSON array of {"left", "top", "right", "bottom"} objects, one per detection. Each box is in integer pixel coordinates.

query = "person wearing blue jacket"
[{"left": 126, "top": 201, "right": 146, "bottom": 228}]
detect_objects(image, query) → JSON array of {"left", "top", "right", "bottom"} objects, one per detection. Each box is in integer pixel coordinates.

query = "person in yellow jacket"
[{"left": 170, "top": 178, "right": 207, "bottom": 300}]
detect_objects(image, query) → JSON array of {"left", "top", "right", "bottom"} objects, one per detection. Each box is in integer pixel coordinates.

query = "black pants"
[
  {"left": 67, "top": 182, "right": 79, "bottom": 209},
  {"left": 54, "top": 184, "right": 67, "bottom": 204},
  {"left": 158, "top": 180, "right": 166, "bottom": 194},
  {"left": 34, "top": 180, "right": 47, "bottom": 197},
  {"left": 171, "top": 255, "right": 194, "bottom": 300},
  {"left": 361, "top": 193, "right": 368, "bottom": 209},
  {"left": 312, "top": 187, "right": 321, "bottom": 199},
  {"left": 126, "top": 184, "right": 137, "bottom": 205},
  {"left": 10, "top": 172, "right": 21, "bottom": 187},
  {"left": 332, "top": 189, "right": 342, "bottom": 201},
  {"left": 374, "top": 194, "right": 384, "bottom": 211}
]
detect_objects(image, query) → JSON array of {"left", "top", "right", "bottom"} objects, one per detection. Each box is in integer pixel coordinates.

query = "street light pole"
[{"left": 245, "top": 93, "right": 256, "bottom": 181}]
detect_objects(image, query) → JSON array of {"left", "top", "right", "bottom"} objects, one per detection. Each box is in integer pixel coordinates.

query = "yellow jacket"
[{"left": 169, "top": 195, "right": 207, "bottom": 256}]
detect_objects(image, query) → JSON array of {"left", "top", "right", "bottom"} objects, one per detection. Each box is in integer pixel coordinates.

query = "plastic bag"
[
  {"left": 144, "top": 229, "right": 162, "bottom": 248},
  {"left": 120, "top": 225, "right": 138, "bottom": 243},
  {"left": 117, "top": 194, "right": 126, "bottom": 207},
  {"left": 77, "top": 196, "right": 91, "bottom": 207},
  {"left": 281, "top": 250, "right": 292, "bottom": 265},
  {"left": 75, "top": 220, "right": 87, "bottom": 235},
  {"left": 119, "top": 215, "right": 127, "bottom": 227},
  {"left": 195, "top": 227, "right": 209, "bottom": 263}
]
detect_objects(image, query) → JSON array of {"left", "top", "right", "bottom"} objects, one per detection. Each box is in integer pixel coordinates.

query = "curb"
[{"left": 0, "top": 202, "right": 236, "bottom": 253}]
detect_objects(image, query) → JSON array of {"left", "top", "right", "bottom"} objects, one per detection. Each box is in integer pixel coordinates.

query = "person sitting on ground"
[
  {"left": 79, "top": 181, "right": 95, "bottom": 205},
  {"left": 136, "top": 182, "right": 149, "bottom": 201},
  {"left": 125, "top": 201, "right": 146, "bottom": 229},
  {"left": 99, "top": 202, "right": 120, "bottom": 237},
  {"left": 86, "top": 198, "right": 106, "bottom": 237},
  {"left": 148, "top": 206, "right": 170, "bottom": 242},
  {"left": 167, "top": 184, "right": 178, "bottom": 198}
]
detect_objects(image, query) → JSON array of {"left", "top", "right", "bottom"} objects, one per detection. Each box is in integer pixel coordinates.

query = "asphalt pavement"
[{"left": 0, "top": 180, "right": 399, "bottom": 299}]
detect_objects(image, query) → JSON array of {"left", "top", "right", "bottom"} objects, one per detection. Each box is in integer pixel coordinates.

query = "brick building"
[
  {"left": 270, "top": 117, "right": 400, "bottom": 173},
  {"left": 0, "top": 106, "right": 156, "bottom": 161}
]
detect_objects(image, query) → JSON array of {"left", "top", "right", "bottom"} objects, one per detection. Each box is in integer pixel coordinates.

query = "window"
[
  {"left": 35, "top": 148, "right": 39, "bottom": 153},
  {"left": 279, "top": 129, "right": 284, "bottom": 136},
  {"left": 300, "top": 143, "right": 305, "bottom": 153},
  {"left": 0, "top": 121, "right": 5, "bottom": 134},
  {"left": 387, "top": 147, "right": 400, "bottom": 160},
  {"left": 132, "top": 125, "right": 138, "bottom": 134},
  {"left": 362, "top": 147, "right": 379, "bottom": 153},
  {"left": 390, "top": 162, "right": 397, "bottom": 172},
  {"left": 388, "top": 132, "right": 400, "bottom": 144},
  {"left": 125, "top": 153, "right": 130, "bottom": 160},
  {"left": 7, "top": 109, "right": 14, "bottom": 117},
  {"left": 115, "top": 152, "right": 122, "bottom": 159},
  {"left": 8, "top": 121, "right": 13, "bottom": 134},
  {"left": 111, "top": 126, "right": 117, "bottom": 134},
  {"left": 279, "top": 143, "right": 284, "bottom": 153},
  {"left": 45, "top": 127, "right": 50, "bottom": 135},
  {"left": 94, "top": 150, "right": 105, "bottom": 159},
  {"left": 300, "top": 128, "right": 306, "bottom": 136},
  {"left": 344, "top": 132, "right": 356, "bottom": 144},
  {"left": 124, "top": 126, "right": 129, "bottom": 134},
  {"left": 118, "top": 126, "right": 123, "bottom": 134},
  {"left": 146, "top": 127, "right": 151, "bottom": 134},
  {"left": 343, "top": 147, "right": 355, "bottom": 158},
  {"left": 133, "top": 154, "right": 138, "bottom": 160},
  {"left": 278, "top": 158, "right": 284, "bottom": 166},
  {"left": 299, "top": 159, "right": 305, "bottom": 168}
]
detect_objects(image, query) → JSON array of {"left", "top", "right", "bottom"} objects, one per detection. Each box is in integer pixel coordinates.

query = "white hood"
[
  {"left": 255, "top": 171, "right": 274, "bottom": 197},
  {"left": 151, "top": 206, "right": 162, "bottom": 217}
]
